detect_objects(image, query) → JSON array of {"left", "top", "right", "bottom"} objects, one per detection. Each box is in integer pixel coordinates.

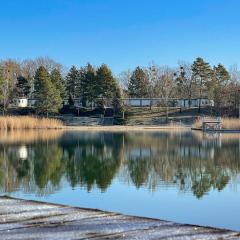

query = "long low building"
[
  {"left": 176, "top": 98, "right": 214, "bottom": 108},
  {"left": 123, "top": 98, "right": 214, "bottom": 107},
  {"left": 12, "top": 97, "right": 214, "bottom": 109}
]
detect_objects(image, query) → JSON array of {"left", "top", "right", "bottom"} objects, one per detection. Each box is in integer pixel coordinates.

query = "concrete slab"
[{"left": 0, "top": 196, "right": 239, "bottom": 240}]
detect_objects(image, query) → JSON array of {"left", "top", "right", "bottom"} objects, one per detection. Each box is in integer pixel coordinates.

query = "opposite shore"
[{"left": 0, "top": 115, "right": 240, "bottom": 132}]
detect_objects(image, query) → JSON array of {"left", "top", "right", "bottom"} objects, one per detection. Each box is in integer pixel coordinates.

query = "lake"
[{"left": 0, "top": 130, "right": 240, "bottom": 231}]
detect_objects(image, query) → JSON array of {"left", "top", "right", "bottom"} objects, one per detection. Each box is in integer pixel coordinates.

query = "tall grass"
[
  {"left": 0, "top": 116, "right": 63, "bottom": 130},
  {"left": 221, "top": 118, "right": 240, "bottom": 130},
  {"left": 194, "top": 117, "right": 240, "bottom": 130}
]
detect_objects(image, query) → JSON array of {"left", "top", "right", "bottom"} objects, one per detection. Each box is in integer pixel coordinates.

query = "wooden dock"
[
  {"left": 202, "top": 117, "right": 222, "bottom": 131},
  {"left": 0, "top": 196, "right": 239, "bottom": 240}
]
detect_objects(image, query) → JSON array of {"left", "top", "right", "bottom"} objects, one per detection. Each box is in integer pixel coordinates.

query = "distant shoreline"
[{"left": 64, "top": 125, "right": 190, "bottom": 131}]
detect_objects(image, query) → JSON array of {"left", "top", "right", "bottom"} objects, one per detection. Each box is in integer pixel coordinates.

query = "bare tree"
[
  {"left": 175, "top": 61, "right": 197, "bottom": 107},
  {"left": 146, "top": 62, "right": 159, "bottom": 109},
  {"left": 0, "top": 60, "right": 21, "bottom": 114},
  {"left": 228, "top": 65, "right": 240, "bottom": 116},
  {"left": 21, "top": 57, "right": 64, "bottom": 97},
  {"left": 0, "top": 60, "right": 20, "bottom": 115},
  {"left": 35, "top": 57, "right": 63, "bottom": 73},
  {"left": 118, "top": 69, "right": 132, "bottom": 94},
  {"left": 21, "top": 59, "right": 38, "bottom": 96},
  {"left": 152, "top": 66, "right": 175, "bottom": 100},
  {"left": 160, "top": 67, "right": 175, "bottom": 99},
  {"left": 151, "top": 66, "right": 175, "bottom": 121},
  {"left": 229, "top": 65, "right": 240, "bottom": 84}
]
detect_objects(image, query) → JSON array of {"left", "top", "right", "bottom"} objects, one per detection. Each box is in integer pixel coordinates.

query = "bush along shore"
[{"left": 0, "top": 116, "right": 63, "bottom": 130}]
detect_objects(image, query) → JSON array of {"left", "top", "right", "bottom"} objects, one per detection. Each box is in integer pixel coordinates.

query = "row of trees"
[
  {"left": 0, "top": 57, "right": 120, "bottom": 115},
  {"left": 65, "top": 64, "right": 119, "bottom": 108},
  {"left": 120, "top": 58, "right": 240, "bottom": 112},
  {"left": 0, "top": 56, "right": 239, "bottom": 115},
  {"left": 0, "top": 57, "right": 64, "bottom": 114}
]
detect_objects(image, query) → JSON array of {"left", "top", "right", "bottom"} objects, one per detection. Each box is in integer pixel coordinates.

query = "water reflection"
[{"left": 0, "top": 130, "right": 239, "bottom": 198}]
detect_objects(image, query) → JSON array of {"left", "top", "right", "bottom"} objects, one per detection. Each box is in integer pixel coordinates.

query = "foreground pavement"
[{"left": 0, "top": 196, "right": 239, "bottom": 240}]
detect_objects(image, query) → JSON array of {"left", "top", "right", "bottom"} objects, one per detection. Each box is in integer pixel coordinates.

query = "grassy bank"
[
  {"left": 0, "top": 116, "right": 63, "bottom": 130},
  {"left": 194, "top": 118, "right": 240, "bottom": 130}
]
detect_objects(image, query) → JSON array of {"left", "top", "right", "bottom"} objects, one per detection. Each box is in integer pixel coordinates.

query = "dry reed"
[
  {"left": 0, "top": 116, "right": 63, "bottom": 130},
  {"left": 193, "top": 117, "right": 240, "bottom": 130}
]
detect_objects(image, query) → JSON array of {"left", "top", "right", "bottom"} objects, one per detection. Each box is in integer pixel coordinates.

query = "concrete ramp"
[{"left": 0, "top": 196, "right": 239, "bottom": 240}]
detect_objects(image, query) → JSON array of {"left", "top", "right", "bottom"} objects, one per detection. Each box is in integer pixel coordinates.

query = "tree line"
[
  {"left": 0, "top": 56, "right": 239, "bottom": 115},
  {"left": 0, "top": 57, "right": 120, "bottom": 115},
  {"left": 120, "top": 58, "right": 240, "bottom": 113}
]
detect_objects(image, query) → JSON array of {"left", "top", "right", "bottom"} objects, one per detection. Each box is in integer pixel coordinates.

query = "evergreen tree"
[
  {"left": 50, "top": 68, "right": 65, "bottom": 100},
  {"left": 65, "top": 66, "right": 80, "bottom": 100},
  {"left": 81, "top": 63, "right": 96, "bottom": 107},
  {"left": 191, "top": 58, "right": 213, "bottom": 112},
  {"left": 96, "top": 64, "right": 118, "bottom": 100},
  {"left": 16, "top": 76, "right": 31, "bottom": 97},
  {"left": 212, "top": 64, "right": 230, "bottom": 112},
  {"left": 112, "top": 86, "right": 123, "bottom": 115},
  {"left": 34, "top": 66, "right": 62, "bottom": 115},
  {"left": 128, "top": 67, "right": 149, "bottom": 98}
]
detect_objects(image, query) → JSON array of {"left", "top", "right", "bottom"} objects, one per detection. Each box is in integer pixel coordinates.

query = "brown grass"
[
  {"left": 0, "top": 116, "right": 63, "bottom": 130},
  {"left": 221, "top": 118, "right": 240, "bottom": 130},
  {"left": 193, "top": 117, "right": 240, "bottom": 130}
]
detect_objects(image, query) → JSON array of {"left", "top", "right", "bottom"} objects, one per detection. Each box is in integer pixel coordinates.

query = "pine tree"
[
  {"left": 50, "top": 68, "right": 65, "bottom": 100},
  {"left": 81, "top": 63, "right": 96, "bottom": 107},
  {"left": 191, "top": 58, "right": 213, "bottom": 112},
  {"left": 65, "top": 66, "right": 80, "bottom": 100},
  {"left": 96, "top": 64, "right": 118, "bottom": 100},
  {"left": 212, "top": 64, "right": 230, "bottom": 112},
  {"left": 112, "top": 86, "right": 123, "bottom": 115},
  {"left": 16, "top": 76, "right": 31, "bottom": 97},
  {"left": 34, "top": 66, "right": 62, "bottom": 115},
  {"left": 128, "top": 67, "right": 149, "bottom": 98}
]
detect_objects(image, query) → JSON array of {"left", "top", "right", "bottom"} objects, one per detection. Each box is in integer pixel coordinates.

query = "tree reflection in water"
[{"left": 0, "top": 130, "right": 239, "bottom": 198}]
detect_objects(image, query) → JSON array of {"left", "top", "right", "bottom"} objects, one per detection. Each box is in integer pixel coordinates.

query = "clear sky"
[{"left": 0, "top": 0, "right": 240, "bottom": 74}]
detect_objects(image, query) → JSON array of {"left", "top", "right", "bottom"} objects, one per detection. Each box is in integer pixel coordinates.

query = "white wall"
[
  {"left": 14, "top": 98, "right": 28, "bottom": 108},
  {"left": 124, "top": 99, "right": 162, "bottom": 107},
  {"left": 176, "top": 99, "right": 213, "bottom": 108}
]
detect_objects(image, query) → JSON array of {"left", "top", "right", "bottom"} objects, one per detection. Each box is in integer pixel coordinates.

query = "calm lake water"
[{"left": 0, "top": 130, "right": 240, "bottom": 231}]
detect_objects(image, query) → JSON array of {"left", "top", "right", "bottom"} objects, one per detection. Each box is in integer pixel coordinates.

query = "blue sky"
[{"left": 0, "top": 0, "right": 240, "bottom": 73}]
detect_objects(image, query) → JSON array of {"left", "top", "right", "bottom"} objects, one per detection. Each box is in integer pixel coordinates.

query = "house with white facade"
[
  {"left": 13, "top": 97, "right": 28, "bottom": 108},
  {"left": 176, "top": 98, "right": 214, "bottom": 108}
]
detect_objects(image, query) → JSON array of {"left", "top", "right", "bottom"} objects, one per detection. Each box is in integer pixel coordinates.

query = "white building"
[
  {"left": 123, "top": 98, "right": 214, "bottom": 108},
  {"left": 123, "top": 98, "right": 162, "bottom": 107},
  {"left": 13, "top": 97, "right": 28, "bottom": 108},
  {"left": 176, "top": 98, "right": 214, "bottom": 108},
  {"left": 13, "top": 97, "right": 214, "bottom": 109},
  {"left": 13, "top": 97, "right": 37, "bottom": 108}
]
